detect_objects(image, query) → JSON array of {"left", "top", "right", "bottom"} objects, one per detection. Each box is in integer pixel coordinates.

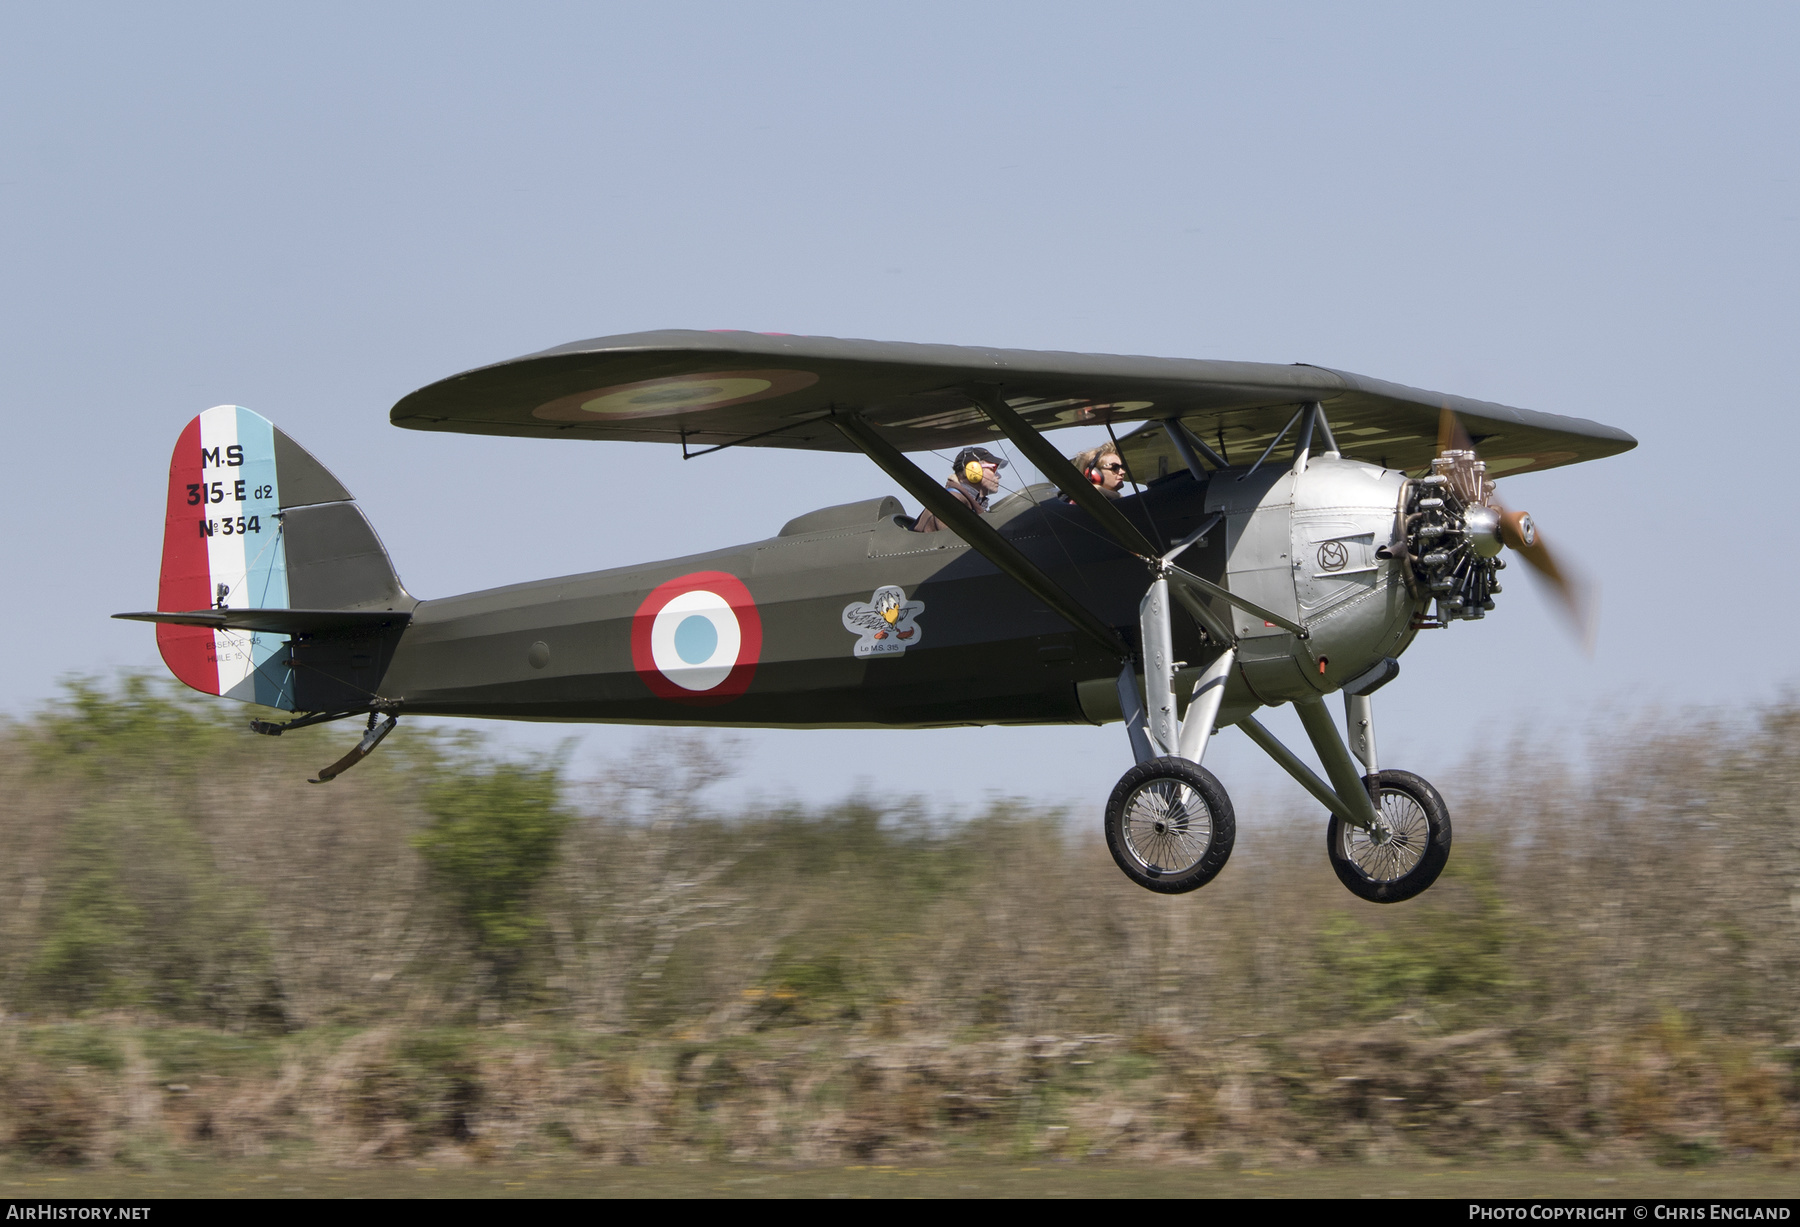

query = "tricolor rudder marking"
[
  {"left": 156, "top": 406, "right": 294, "bottom": 708},
  {"left": 631, "top": 571, "right": 762, "bottom": 704}
]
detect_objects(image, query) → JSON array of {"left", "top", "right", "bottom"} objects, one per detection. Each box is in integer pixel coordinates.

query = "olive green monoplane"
[{"left": 117, "top": 331, "right": 1634, "bottom": 900}]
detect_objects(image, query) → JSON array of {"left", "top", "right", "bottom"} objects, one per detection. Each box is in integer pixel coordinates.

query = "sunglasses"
[{"left": 1098, "top": 462, "right": 1126, "bottom": 473}]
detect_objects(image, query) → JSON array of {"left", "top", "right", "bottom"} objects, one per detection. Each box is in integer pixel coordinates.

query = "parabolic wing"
[{"left": 389, "top": 330, "right": 1635, "bottom": 477}]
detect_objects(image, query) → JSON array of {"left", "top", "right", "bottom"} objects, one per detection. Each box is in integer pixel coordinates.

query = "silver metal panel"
[
  {"left": 1285, "top": 457, "right": 1420, "bottom": 693},
  {"left": 1217, "top": 468, "right": 1301, "bottom": 642},
  {"left": 1290, "top": 457, "right": 1404, "bottom": 620},
  {"left": 1236, "top": 653, "right": 1316, "bottom": 706},
  {"left": 1139, "top": 578, "right": 1179, "bottom": 757},
  {"left": 1176, "top": 648, "right": 1236, "bottom": 764},
  {"left": 1345, "top": 692, "right": 1378, "bottom": 774},
  {"left": 1203, "top": 464, "right": 1289, "bottom": 515}
]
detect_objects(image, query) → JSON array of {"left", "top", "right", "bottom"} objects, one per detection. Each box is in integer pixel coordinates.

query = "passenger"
[
  {"left": 1068, "top": 442, "right": 1128, "bottom": 501},
  {"left": 911, "top": 447, "right": 1007, "bottom": 533}
]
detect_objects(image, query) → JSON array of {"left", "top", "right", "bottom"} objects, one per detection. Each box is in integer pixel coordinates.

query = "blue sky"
[{"left": 4, "top": 3, "right": 1796, "bottom": 815}]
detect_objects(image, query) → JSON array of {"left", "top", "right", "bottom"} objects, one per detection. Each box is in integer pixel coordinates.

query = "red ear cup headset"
[{"left": 1086, "top": 465, "right": 1104, "bottom": 486}]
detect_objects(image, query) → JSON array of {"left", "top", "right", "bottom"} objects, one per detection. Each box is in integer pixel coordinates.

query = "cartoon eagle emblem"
[{"left": 841, "top": 585, "right": 925, "bottom": 657}]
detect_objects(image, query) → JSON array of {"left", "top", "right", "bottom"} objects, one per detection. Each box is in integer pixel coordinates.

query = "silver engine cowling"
[{"left": 1207, "top": 455, "right": 1424, "bottom": 713}]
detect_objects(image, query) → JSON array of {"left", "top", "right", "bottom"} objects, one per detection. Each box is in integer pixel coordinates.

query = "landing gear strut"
[
  {"left": 1108, "top": 554, "right": 1451, "bottom": 902},
  {"left": 1105, "top": 573, "right": 1241, "bottom": 894},
  {"left": 1237, "top": 675, "right": 1452, "bottom": 903}
]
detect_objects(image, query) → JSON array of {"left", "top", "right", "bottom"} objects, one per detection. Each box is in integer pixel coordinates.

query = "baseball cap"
[{"left": 952, "top": 447, "right": 1008, "bottom": 472}]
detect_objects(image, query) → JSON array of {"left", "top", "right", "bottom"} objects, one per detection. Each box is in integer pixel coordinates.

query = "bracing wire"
[
  {"left": 988, "top": 437, "right": 1104, "bottom": 607},
  {"left": 1104, "top": 419, "right": 1166, "bottom": 551}
]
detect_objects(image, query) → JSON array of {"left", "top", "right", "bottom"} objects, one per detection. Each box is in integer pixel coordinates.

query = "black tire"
[
  {"left": 1104, "top": 757, "right": 1236, "bottom": 894},
  {"left": 1325, "top": 769, "right": 1452, "bottom": 903}
]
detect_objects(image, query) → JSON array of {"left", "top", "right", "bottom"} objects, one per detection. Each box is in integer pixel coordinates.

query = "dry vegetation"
[{"left": 0, "top": 674, "right": 1795, "bottom": 1169}]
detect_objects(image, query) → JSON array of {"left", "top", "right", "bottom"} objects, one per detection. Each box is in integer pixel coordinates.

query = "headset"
[
  {"left": 964, "top": 460, "right": 985, "bottom": 484},
  {"left": 1086, "top": 464, "right": 1105, "bottom": 486}
]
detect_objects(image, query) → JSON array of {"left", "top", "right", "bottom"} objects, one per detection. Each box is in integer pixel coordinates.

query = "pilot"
[
  {"left": 911, "top": 447, "right": 1007, "bottom": 533},
  {"left": 1068, "top": 442, "right": 1128, "bottom": 500}
]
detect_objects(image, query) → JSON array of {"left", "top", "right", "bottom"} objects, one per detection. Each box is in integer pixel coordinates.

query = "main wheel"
[
  {"left": 1326, "top": 769, "right": 1451, "bottom": 903},
  {"left": 1104, "top": 757, "right": 1236, "bottom": 894}
]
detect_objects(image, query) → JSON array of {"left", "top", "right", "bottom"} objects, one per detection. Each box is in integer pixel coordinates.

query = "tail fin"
[{"left": 147, "top": 405, "right": 410, "bottom": 710}]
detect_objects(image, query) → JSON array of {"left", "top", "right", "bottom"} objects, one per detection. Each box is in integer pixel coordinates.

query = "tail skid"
[
  {"left": 308, "top": 714, "right": 399, "bottom": 784},
  {"left": 239, "top": 707, "right": 401, "bottom": 784}
]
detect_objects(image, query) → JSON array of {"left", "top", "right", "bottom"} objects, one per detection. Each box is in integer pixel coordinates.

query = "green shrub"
[
  {"left": 412, "top": 760, "right": 572, "bottom": 952},
  {"left": 1311, "top": 844, "right": 1517, "bottom": 1024}
]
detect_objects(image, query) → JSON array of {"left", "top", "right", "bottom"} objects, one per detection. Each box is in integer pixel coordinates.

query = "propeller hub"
[
  {"left": 1464, "top": 505, "right": 1504, "bottom": 558},
  {"left": 1424, "top": 408, "right": 1592, "bottom": 648}
]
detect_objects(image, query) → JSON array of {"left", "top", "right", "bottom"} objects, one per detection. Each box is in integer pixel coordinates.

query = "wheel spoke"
[
  {"left": 1123, "top": 778, "right": 1211, "bottom": 873},
  {"left": 1342, "top": 789, "right": 1429, "bottom": 882},
  {"left": 1104, "top": 762, "right": 1235, "bottom": 894}
]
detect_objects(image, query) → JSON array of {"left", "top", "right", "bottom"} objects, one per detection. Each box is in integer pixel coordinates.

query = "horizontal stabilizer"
[{"left": 115, "top": 609, "right": 411, "bottom": 635}]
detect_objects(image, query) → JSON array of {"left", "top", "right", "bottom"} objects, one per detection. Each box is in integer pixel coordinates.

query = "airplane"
[{"left": 116, "top": 330, "right": 1635, "bottom": 903}]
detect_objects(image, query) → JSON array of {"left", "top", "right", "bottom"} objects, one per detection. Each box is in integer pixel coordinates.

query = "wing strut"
[
  {"left": 966, "top": 387, "right": 1159, "bottom": 558},
  {"left": 1162, "top": 420, "right": 1227, "bottom": 475},
  {"left": 829, "top": 412, "right": 1130, "bottom": 659}
]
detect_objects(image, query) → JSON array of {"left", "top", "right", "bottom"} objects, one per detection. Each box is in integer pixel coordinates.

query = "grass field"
[
  {"left": 3, "top": 1161, "right": 1794, "bottom": 1199},
  {"left": 2, "top": 683, "right": 1796, "bottom": 1182}
]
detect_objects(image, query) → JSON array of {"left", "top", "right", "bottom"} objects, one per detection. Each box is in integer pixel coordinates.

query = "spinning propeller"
[{"left": 1431, "top": 408, "right": 1596, "bottom": 651}]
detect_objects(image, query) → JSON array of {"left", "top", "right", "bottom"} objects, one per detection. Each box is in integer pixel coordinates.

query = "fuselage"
[
  {"left": 371, "top": 457, "right": 1422, "bottom": 730},
  {"left": 378, "top": 479, "right": 1195, "bottom": 727}
]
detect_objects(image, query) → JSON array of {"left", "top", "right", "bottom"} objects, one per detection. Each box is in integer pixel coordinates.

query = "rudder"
[{"left": 154, "top": 406, "right": 408, "bottom": 710}]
